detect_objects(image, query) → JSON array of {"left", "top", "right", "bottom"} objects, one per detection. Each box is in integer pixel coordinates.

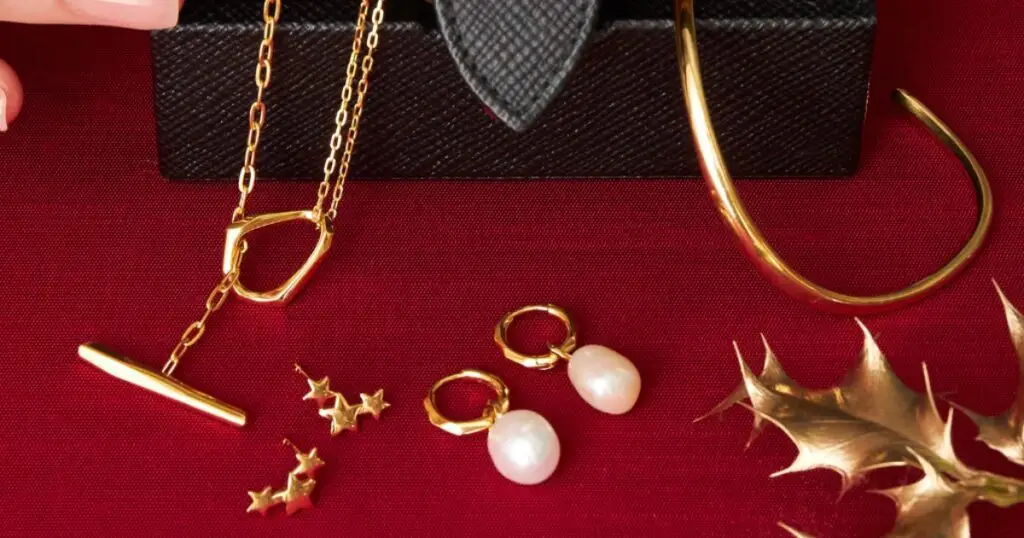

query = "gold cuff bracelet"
[{"left": 674, "top": 0, "right": 993, "bottom": 314}]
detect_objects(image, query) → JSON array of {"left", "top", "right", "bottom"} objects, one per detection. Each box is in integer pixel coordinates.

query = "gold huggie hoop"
[
  {"left": 424, "top": 369, "right": 511, "bottom": 436},
  {"left": 493, "top": 304, "right": 578, "bottom": 370},
  {"left": 674, "top": 0, "right": 993, "bottom": 314}
]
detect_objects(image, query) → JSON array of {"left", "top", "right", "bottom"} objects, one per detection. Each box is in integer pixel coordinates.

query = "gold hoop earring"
[
  {"left": 494, "top": 304, "right": 641, "bottom": 414},
  {"left": 673, "top": 0, "right": 993, "bottom": 314},
  {"left": 424, "top": 369, "right": 560, "bottom": 485}
]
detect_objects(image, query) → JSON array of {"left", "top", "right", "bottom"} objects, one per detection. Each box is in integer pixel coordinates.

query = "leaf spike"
[
  {"left": 736, "top": 345, "right": 765, "bottom": 398},
  {"left": 693, "top": 341, "right": 751, "bottom": 424},
  {"left": 733, "top": 340, "right": 745, "bottom": 363},
  {"left": 778, "top": 522, "right": 816, "bottom": 538},
  {"left": 920, "top": 362, "right": 943, "bottom": 424},
  {"left": 992, "top": 278, "right": 1006, "bottom": 303},
  {"left": 760, "top": 335, "right": 785, "bottom": 381},
  {"left": 941, "top": 408, "right": 958, "bottom": 462},
  {"left": 693, "top": 383, "right": 746, "bottom": 424},
  {"left": 854, "top": 319, "right": 890, "bottom": 374},
  {"left": 995, "top": 282, "right": 1024, "bottom": 348}
]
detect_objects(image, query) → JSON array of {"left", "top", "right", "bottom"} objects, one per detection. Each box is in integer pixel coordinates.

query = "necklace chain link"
[
  {"left": 233, "top": 0, "right": 282, "bottom": 222},
  {"left": 168, "top": 0, "right": 383, "bottom": 372},
  {"left": 325, "top": 0, "right": 385, "bottom": 220}
]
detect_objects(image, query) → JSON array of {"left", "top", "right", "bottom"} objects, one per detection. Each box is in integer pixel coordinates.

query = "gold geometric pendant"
[{"left": 223, "top": 210, "right": 333, "bottom": 304}]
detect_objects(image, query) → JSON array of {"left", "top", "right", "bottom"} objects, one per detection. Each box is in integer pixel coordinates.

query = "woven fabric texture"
[{"left": 0, "top": 0, "right": 1022, "bottom": 536}]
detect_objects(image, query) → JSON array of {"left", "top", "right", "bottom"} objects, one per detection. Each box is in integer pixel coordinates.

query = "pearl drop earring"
[
  {"left": 424, "top": 369, "right": 560, "bottom": 485},
  {"left": 494, "top": 304, "right": 641, "bottom": 415}
]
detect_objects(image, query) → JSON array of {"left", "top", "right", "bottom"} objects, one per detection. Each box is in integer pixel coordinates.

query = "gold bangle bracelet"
[{"left": 673, "top": 0, "right": 993, "bottom": 314}]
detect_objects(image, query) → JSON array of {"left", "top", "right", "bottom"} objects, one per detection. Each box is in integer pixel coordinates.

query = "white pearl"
[
  {"left": 567, "top": 344, "right": 641, "bottom": 415},
  {"left": 487, "top": 409, "right": 560, "bottom": 485}
]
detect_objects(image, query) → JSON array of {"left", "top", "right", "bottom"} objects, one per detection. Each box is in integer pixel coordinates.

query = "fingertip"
[
  {"left": 0, "top": 59, "right": 24, "bottom": 132},
  {"left": 63, "top": 0, "right": 182, "bottom": 30}
]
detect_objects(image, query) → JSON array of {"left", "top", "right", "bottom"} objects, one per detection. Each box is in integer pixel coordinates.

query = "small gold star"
[
  {"left": 273, "top": 473, "right": 316, "bottom": 516},
  {"left": 246, "top": 486, "right": 279, "bottom": 516},
  {"left": 318, "top": 392, "right": 362, "bottom": 435},
  {"left": 282, "top": 439, "right": 325, "bottom": 478},
  {"left": 295, "top": 364, "right": 335, "bottom": 406},
  {"left": 292, "top": 447, "right": 325, "bottom": 478},
  {"left": 358, "top": 389, "right": 391, "bottom": 419}
]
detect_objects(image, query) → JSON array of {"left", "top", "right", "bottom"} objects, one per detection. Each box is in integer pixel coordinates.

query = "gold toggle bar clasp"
[
  {"left": 78, "top": 343, "right": 247, "bottom": 427},
  {"left": 223, "top": 210, "right": 334, "bottom": 304}
]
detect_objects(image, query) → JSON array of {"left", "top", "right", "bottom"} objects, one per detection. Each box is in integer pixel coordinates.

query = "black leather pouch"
[{"left": 152, "top": 0, "right": 875, "bottom": 179}]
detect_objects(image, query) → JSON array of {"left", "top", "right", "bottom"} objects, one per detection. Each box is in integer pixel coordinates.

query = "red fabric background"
[{"left": 1, "top": 1, "right": 1023, "bottom": 536}]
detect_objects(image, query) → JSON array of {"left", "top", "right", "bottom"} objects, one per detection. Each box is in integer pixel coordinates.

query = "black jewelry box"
[{"left": 152, "top": 0, "right": 875, "bottom": 180}]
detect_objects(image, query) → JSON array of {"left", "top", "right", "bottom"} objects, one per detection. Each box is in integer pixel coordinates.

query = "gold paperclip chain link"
[
  {"left": 164, "top": 260, "right": 242, "bottom": 376},
  {"left": 233, "top": 0, "right": 282, "bottom": 222}
]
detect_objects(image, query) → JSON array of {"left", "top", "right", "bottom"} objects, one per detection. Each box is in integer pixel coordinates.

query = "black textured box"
[{"left": 152, "top": 0, "right": 875, "bottom": 180}]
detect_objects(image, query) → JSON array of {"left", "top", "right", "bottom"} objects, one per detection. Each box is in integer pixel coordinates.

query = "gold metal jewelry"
[
  {"left": 424, "top": 369, "right": 562, "bottom": 485},
  {"left": 283, "top": 438, "right": 325, "bottom": 478},
  {"left": 223, "top": 210, "right": 333, "bottom": 303},
  {"left": 294, "top": 364, "right": 390, "bottom": 436},
  {"left": 246, "top": 439, "right": 322, "bottom": 517},
  {"left": 78, "top": 343, "right": 247, "bottom": 427},
  {"left": 273, "top": 472, "right": 317, "bottom": 516},
  {"left": 495, "top": 304, "right": 642, "bottom": 415},
  {"left": 79, "top": 0, "right": 388, "bottom": 426},
  {"left": 494, "top": 304, "right": 577, "bottom": 370},
  {"left": 424, "top": 369, "right": 511, "bottom": 436},
  {"left": 674, "top": 0, "right": 993, "bottom": 314}
]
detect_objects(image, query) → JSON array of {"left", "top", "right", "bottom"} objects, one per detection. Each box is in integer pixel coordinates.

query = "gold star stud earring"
[
  {"left": 294, "top": 364, "right": 336, "bottom": 407},
  {"left": 273, "top": 472, "right": 317, "bottom": 516},
  {"left": 359, "top": 389, "right": 390, "bottom": 419},
  {"left": 246, "top": 439, "right": 322, "bottom": 517},
  {"left": 246, "top": 486, "right": 277, "bottom": 516},
  {"left": 319, "top": 392, "right": 363, "bottom": 435},
  {"left": 283, "top": 438, "right": 324, "bottom": 478},
  {"left": 295, "top": 363, "right": 390, "bottom": 436}
]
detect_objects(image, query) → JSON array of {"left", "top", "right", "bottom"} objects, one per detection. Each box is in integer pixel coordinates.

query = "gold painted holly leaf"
[
  {"left": 696, "top": 336, "right": 803, "bottom": 447},
  {"left": 952, "top": 284, "right": 1024, "bottom": 466},
  {"left": 733, "top": 322, "right": 965, "bottom": 487},
  {"left": 708, "top": 309, "right": 1024, "bottom": 538},
  {"left": 876, "top": 449, "right": 974, "bottom": 538}
]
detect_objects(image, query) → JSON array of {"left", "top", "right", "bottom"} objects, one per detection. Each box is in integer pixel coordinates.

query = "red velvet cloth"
[{"left": 1, "top": 1, "right": 1023, "bottom": 536}]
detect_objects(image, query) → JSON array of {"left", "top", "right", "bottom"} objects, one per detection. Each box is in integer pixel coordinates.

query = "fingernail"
[
  {"left": 65, "top": 0, "right": 180, "bottom": 29},
  {"left": 0, "top": 88, "right": 8, "bottom": 132}
]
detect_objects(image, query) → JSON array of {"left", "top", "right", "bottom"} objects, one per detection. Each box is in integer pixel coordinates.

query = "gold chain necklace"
[{"left": 79, "top": 0, "right": 386, "bottom": 427}]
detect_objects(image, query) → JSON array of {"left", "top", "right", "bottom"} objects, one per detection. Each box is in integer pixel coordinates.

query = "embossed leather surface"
[
  {"left": 434, "top": 0, "right": 600, "bottom": 132},
  {"left": 152, "top": 0, "right": 876, "bottom": 179}
]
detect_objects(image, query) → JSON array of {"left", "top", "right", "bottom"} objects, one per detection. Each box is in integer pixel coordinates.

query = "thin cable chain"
[
  {"left": 168, "top": 0, "right": 385, "bottom": 371},
  {"left": 326, "top": 0, "right": 386, "bottom": 221},
  {"left": 313, "top": 0, "right": 371, "bottom": 220},
  {"left": 232, "top": 0, "right": 281, "bottom": 222}
]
